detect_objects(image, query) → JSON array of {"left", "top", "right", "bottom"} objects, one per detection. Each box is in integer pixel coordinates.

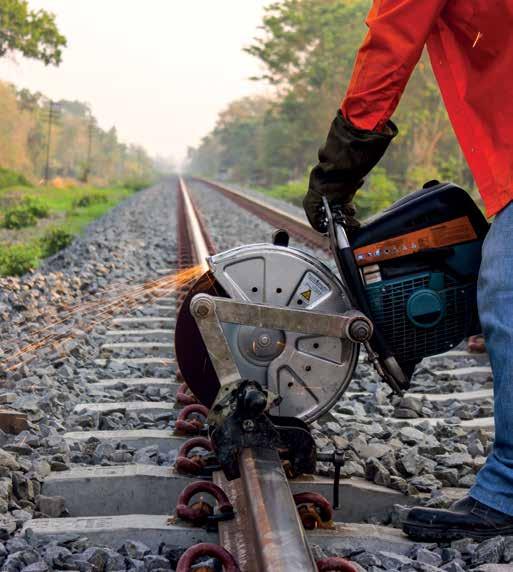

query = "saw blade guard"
[{"left": 175, "top": 243, "right": 359, "bottom": 423}]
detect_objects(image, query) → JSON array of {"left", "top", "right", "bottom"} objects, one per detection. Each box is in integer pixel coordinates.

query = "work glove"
[{"left": 303, "top": 110, "right": 398, "bottom": 233}]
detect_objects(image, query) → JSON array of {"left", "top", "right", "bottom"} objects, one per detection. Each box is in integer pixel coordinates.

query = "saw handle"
[
  {"left": 322, "top": 196, "right": 377, "bottom": 316},
  {"left": 322, "top": 197, "right": 407, "bottom": 393}
]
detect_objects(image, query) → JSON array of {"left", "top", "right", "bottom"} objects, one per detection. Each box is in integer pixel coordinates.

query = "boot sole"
[{"left": 403, "top": 521, "right": 513, "bottom": 542}]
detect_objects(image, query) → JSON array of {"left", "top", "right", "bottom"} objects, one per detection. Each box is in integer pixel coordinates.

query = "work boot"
[{"left": 403, "top": 496, "right": 513, "bottom": 541}]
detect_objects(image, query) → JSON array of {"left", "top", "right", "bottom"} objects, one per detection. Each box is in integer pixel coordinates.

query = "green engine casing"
[{"left": 351, "top": 182, "right": 489, "bottom": 380}]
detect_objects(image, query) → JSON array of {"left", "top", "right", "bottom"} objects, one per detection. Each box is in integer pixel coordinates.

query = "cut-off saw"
[{"left": 175, "top": 182, "right": 488, "bottom": 478}]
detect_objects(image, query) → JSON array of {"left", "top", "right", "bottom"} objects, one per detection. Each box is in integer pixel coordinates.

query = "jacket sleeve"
[{"left": 341, "top": 0, "right": 448, "bottom": 131}]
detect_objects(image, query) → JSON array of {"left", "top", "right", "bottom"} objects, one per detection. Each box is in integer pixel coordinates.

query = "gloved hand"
[{"left": 303, "top": 110, "right": 398, "bottom": 232}]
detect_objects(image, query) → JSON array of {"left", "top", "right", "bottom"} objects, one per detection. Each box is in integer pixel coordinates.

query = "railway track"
[{"left": 20, "top": 177, "right": 497, "bottom": 570}]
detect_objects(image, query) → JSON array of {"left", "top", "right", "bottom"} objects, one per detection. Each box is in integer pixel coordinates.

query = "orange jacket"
[{"left": 341, "top": 0, "right": 513, "bottom": 217}]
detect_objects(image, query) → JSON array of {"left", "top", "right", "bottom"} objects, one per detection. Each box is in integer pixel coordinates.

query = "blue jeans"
[{"left": 470, "top": 200, "right": 513, "bottom": 516}]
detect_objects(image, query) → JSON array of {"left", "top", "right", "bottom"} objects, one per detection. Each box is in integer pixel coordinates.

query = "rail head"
[
  {"left": 179, "top": 177, "right": 211, "bottom": 272},
  {"left": 198, "top": 177, "right": 307, "bottom": 226},
  {"left": 192, "top": 176, "right": 329, "bottom": 253}
]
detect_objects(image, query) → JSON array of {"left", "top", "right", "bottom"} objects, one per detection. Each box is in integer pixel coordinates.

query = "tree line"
[
  {"left": 0, "top": 0, "right": 155, "bottom": 186},
  {"left": 0, "top": 81, "right": 155, "bottom": 185},
  {"left": 187, "top": 0, "right": 478, "bottom": 218}
]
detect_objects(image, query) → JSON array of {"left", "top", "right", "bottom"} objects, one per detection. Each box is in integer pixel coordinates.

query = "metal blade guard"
[{"left": 175, "top": 243, "right": 371, "bottom": 423}]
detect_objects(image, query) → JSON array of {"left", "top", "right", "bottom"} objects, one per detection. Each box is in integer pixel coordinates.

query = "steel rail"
[
  {"left": 178, "top": 177, "right": 211, "bottom": 272},
  {"left": 178, "top": 177, "right": 317, "bottom": 571},
  {"left": 191, "top": 176, "right": 330, "bottom": 253},
  {"left": 240, "top": 448, "right": 317, "bottom": 571}
]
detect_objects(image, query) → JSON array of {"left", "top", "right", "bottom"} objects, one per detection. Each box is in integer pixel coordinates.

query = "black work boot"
[{"left": 403, "top": 496, "right": 513, "bottom": 541}]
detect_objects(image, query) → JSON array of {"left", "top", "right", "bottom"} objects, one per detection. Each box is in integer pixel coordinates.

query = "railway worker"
[{"left": 303, "top": 0, "right": 513, "bottom": 541}]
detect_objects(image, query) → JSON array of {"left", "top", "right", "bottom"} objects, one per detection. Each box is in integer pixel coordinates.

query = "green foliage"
[
  {"left": 0, "top": 185, "right": 134, "bottom": 275},
  {"left": 245, "top": 0, "right": 368, "bottom": 94},
  {"left": 258, "top": 177, "right": 309, "bottom": 207},
  {"left": 0, "top": 185, "right": 133, "bottom": 223},
  {"left": 261, "top": 169, "right": 400, "bottom": 220},
  {"left": 2, "top": 195, "right": 49, "bottom": 228},
  {"left": 0, "top": 0, "right": 67, "bottom": 65},
  {"left": 0, "top": 243, "right": 40, "bottom": 276},
  {"left": 356, "top": 168, "right": 400, "bottom": 220},
  {"left": 40, "top": 227, "right": 74, "bottom": 257},
  {"left": 72, "top": 192, "right": 108, "bottom": 209},
  {"left": 3, "top": 204, "right": 37, "bottom": 228},
  {"left": 0, "top": 167, "right": 31, "bottom": 189},
  {"left": 121, "top": 178, "right": 154, "bottom": 192},
  {"left": 406, "top": 166, "right": 441, "bottom": 191},
  {"left": 23, "top": 196, "right": 49, "bottom": 218},
  {"left": 187, "top": 0, "right": 476, "bottom": 217}
]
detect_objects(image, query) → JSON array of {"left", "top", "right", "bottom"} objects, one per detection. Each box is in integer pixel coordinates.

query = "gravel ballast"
[{"left": 0, "top": 181, "right": 179, "bottom": 536}]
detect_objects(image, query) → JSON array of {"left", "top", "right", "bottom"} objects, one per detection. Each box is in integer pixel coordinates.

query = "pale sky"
[{"left": 0, "top": 0, "right": 271, "bottom": 166}]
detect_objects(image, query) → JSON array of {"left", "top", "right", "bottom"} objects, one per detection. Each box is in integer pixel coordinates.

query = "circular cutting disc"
[
  {"left": 175, "top": 271, "right": 228, "bottom": 408},
  {"left": 175, "top": 244, "right": 359, "bottom": 423}
]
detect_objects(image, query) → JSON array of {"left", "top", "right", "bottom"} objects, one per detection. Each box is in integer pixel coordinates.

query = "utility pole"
[
  {"left": 43, "top": 101, "right": 60, "bottom": 185},
  {"left": 84, "top": 116, "right": 94, "bottom": 183}
]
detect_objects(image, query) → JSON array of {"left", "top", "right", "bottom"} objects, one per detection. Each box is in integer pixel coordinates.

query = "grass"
[
  {"left": 0, "top": 167, "right": 31, "bottom": 189},
  {"left": 0, "top": 185, "right": 135, "bottom": 276},
  {"left": 253, "top": 177, "right": 308, "bottom": 208}
]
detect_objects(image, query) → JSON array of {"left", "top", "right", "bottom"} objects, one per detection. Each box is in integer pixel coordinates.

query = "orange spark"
[{"left": 1, "top": 265, "right": 203, "bottom": 373}]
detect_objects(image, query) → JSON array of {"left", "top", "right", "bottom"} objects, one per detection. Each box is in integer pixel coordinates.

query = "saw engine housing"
[{"left": 349, "top": 182, "right": 488, "bottom": 381}]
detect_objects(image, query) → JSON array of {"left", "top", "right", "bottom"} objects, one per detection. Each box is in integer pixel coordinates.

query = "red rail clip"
[
  {"left": 293, "top": 492, "right": 334, "bottom": 530},
  {"left": 317, "top": 557, "right": 358, "bottom": 572},
  {"left": 177, "top": 382, "right": 199, "bottom": 406},
  {"left": 175, "top": 437, "right": 213, "bottom": 475},
  {"left": 176, "top": 543, "right": 240, "bottom": 571},
  {"left": 175, "top": 404, "right": 209, "bottom": 436},
  {"left": 176, "top": 481, "right": 233, "bottom": 526}
]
